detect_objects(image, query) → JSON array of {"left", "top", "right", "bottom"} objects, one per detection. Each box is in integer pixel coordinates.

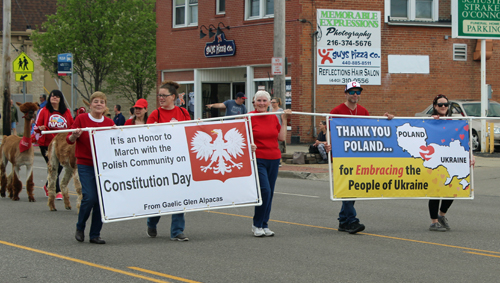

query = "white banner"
[
  {"left": 317, "top": 9, "right": 381, "bottom": 85},
  {"left": 92, "top": 120, "right": 259, "bottom": 222}
]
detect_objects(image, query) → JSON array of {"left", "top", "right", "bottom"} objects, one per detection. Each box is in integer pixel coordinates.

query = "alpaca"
[
  {"left": 0, "top": 102, "right": 39, "bottom": 201},
  {"left": 46, "top": 133, "right": 82, "bottom": 211}
]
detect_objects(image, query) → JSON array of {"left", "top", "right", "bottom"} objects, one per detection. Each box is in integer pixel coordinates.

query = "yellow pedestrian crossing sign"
[
  {"left": 13, "top": 52, "right": 34, "bottom": 73},
  {"left": 15, "top": 73, "right": 32, "bottom": 82}
]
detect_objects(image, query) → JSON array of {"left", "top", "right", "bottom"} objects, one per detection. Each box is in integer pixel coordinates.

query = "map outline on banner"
[
  {"left": 328, "top": 117, "right": 474, "bottom": 201},
  {"left": 89, "top": 119, "right": 261, "bottom": 223}
]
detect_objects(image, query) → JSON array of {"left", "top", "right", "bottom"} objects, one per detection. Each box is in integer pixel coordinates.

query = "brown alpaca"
[
  {"left": 0, "top": 102, "right": 39, "bottom": 201},
  {"left": 46, "top": 133, "right": 82, "bottom": 211}
]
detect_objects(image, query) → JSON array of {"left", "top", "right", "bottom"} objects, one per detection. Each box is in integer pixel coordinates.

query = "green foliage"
[
  {"left": 103, "top": 0, "right": 157, "bottom": 103},
  {"left": 32, "top": 0, "right": 157, "bottom": 102}
]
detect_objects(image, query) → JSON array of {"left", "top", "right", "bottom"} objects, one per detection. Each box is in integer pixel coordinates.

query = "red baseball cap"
[
  {"left": 133, "top": 98, "right": 148, "bottom": 109},
  {"left": 77, "top": 107, "right": 86, "bottom": 115}
]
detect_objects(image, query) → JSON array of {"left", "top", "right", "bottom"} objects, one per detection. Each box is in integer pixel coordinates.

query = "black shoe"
[
  {"left": 347, "top": 222, "right": 365, "bottom": 234},
  {"left": 338, "top": 222, "right": 348, "bottom": 232},
  {"left": 90, "top": 237, "right": 106, "bottom": 244},
  {"left": 170, "top": 233, "right": 189, "bottom": 241},
  {"left": 147, "top": 227, "right": 157, "bottom": 238},
  {"left": 75, "top": 229, "right": 84, "bottom": 242},
  {"left": 318, "top": 159, "right": 328, "bottom": 164}
]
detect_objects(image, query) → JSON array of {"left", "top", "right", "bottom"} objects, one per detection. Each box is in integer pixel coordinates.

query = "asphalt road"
[{"left": 0, "top": 155, "right": 499, "bottom": 283}]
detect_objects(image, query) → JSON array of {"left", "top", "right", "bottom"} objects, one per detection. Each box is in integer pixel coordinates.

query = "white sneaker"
[
  {"left": 252, "top": 225, "right": 265, "bottom": 237},
  {"left": 263, "top": 228, "right": 275, "bottom": 237}
]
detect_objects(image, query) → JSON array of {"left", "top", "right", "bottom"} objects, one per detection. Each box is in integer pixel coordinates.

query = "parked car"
[{"left": 415, "top": 100, "right": 500, "bottom": 151}]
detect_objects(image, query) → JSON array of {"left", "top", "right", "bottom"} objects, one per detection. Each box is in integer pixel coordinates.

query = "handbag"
[
  {"left": 292, "top": 151, "right": 305, "bottom": 164},
  {"left": 309, "top": 144, "right": 319, "bottom": 154}
]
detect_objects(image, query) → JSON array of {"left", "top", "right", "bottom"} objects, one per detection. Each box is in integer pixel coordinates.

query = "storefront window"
[
  {"left": 253, "top": 79, "right": 291, "bottom": 110},
  {"left": 177, "top": 83, "right": 193, "bottom": 117},
  {"left": 202, "top": 83, "right": 231, "bottom": 118}
]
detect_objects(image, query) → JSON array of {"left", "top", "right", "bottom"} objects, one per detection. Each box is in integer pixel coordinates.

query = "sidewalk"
[{"left": 279, "top": 144, "right": 330, "bottom": 181}]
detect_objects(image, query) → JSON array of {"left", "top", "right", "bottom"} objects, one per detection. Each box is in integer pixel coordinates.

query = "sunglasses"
[
  {"left": 157, "top": 94, "right": 173, "bottom": 98},
  {"left": 347, "top": 90, "right": 361, "bottom": 95},
  {"left": 433, "top": 94, "right": 448, "bottom": 104},
  {"left": 436, "top": 103, "right": 449, "bottom": 107}
]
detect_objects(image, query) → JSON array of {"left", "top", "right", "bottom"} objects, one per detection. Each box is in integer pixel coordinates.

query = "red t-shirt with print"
[{"left": 35, "top": 108, "right": 74, "bottom": 146}]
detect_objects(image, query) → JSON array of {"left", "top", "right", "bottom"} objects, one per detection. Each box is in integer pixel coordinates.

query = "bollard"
[{"left": 489, "top": 122, "right": 495, "bottom": 153}]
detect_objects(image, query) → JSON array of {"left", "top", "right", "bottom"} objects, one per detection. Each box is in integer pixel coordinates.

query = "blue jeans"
[
  {"left": 318, "top": 143, "right": 327, "bottom": 160},
  {"left": 253, "top": 158, "right": 280, "bottom": 228},
  {"left": 147, "top": 214, "right": 185, "bottom": 238},
  {"left": 76, "top": 164, "right": 103, "bottom": 239},
  {"left": 338, "top": 201, "right": 359, "bottom": 225}
]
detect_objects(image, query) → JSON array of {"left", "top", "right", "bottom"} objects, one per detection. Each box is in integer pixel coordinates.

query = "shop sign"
[
  {"left": 204, "top": 33, "right": 236, "bottom": 57},
  {"left": 316, "top": 9, "right": 381, "bottom": 85},
  {"left": 453, "top": 1, "right": 500, "bottom": 39}
]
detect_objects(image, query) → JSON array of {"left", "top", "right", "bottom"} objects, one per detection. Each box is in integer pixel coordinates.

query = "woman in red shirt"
[
  {"left": 67, "top": 91, "right": 115, "bottom": 244},
  {"left": 249, "top": 91, "right": 291, "bottom": 237},
  {"left": 146, "top": 81, "right": 190, "bottom": 241},
  {"left": 124, "top": 98, "right": 148, "bottom": 126},
  {"left": 35, "top": 90, "right": 74, "bottom": 199}
]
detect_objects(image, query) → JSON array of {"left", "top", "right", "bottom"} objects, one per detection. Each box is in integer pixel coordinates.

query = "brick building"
[{"left": 157, "top": 0, "right": 500, "bottom": 144}]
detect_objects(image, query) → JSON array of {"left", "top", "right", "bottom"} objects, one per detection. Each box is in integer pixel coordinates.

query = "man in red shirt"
[{"left": 330, "top": 81, "right": 393, "bottom": 234}]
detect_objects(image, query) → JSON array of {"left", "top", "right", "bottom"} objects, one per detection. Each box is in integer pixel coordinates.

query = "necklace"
[{"left": 346, "top": 103, "right": 357, "bottom": 115}]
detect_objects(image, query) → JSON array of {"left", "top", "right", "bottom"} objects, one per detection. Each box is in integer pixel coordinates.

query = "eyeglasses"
[
  {"left": 271, "top": 101, "right": 277, "bottom": 104},
  {"left": 157, "top": 94, "right": 173, "bottom": 98},
  {"left": 436, "top": 103, "right": 449, "bottom": 107},
  {"left": 347, "top": 90, "right": 361, "bottom": 95}
]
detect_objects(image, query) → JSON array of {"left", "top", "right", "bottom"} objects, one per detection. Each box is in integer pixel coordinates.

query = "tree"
[
  {"left": 103, "top": 0, "right": 156, "bottom": 103},
  {"left": 32, "top": 0, "right": 157, "bottom": 102}
]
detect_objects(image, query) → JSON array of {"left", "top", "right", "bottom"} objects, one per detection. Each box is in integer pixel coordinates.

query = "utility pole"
[
  {"left": 273, "top": 0, "right": 286, "bottom": 108},
  {"left": 2, "top": 0, "right": 12, "bottom": 135}
]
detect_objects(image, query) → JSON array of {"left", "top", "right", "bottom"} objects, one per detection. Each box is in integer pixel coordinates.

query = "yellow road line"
[
  {"left": 128, "top": 267, "right": 202, "bottom": 283},
  {"left": 465, "top": 251, "right": 500, "bottom": 258},
  {"left": 0, "top": 240, "right": 169, "bottom": 283},
  {"left": 208, "top": 211, "right": 500, "bottom": 255}
]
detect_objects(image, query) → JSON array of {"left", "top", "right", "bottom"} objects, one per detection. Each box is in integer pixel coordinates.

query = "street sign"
[
  {"left": 452, "top": 1, "right": 500, "bottom": 39},
  {"left": 272, "top": 57, "right": 283, "bottom": 75},
  {"left": 12, "top": 52, "right": 34, "bottom": 73},
  {"left": 58, "top": 53, "right": 72, "bottom": 76},
  {"left": 15, "top": 73, "right": 32, "bottom": 82}
]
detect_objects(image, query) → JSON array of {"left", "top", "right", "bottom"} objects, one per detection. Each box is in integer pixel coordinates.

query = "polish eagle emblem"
[{"left": 190, "top": 128, "right": 246, "bottom": 175}]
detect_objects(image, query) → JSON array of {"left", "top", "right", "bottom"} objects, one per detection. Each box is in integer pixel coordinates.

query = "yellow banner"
[{"left": 332, "top": 158, "right": 472, "bottom": 199}]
